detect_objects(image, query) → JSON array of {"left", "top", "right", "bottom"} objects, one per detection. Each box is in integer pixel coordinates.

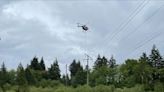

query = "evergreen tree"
[
  {"left": 25, "top": 67, "right": 36, "bottom": 85},
  {"left": 69, "top": 60, "right": 83, "bottom": 77},
  {"left": 139, "top": 53, "right": 149, "bottom": 63},
  {"left": 16, "top": 63, "right": 29, "bottom": 92},
  {"left": 69, "top": 60, "right": 84, "bottom": 86},
  {"left": 120, "top": 59, "right": 138, "bottom": 87},
  {"left": 135, "top": 54, "right": 153, "bottom": 84},
  {"left": 94, "top": 55, "right": 108, "bottom": 69},
  {"left": 73, "top": 69, "right": 86, "bottom": 87},
  {"left": 69, "top": 60, "right": 77, "bottom": 77},
  {"left": 149, "top": 45, "right": 164, "bottom": 89},
  {"left": 48, "top": 59, "right": 61, "bottom": 80},
  {"left": 30, "top": 56, "right": 41, "bottom": 70},
  {"left": 1, "top": 62, "right": 6, "bottom": 74},
  {"left": 40, "top": 57, "right": 46, "bottom": 71},
  {"left": 8, "top": 70, "right": 16, "bottom": 85},
  {"left": 149, "top": 45, "right": 163, "bottom": 68},
  {"left": 0, "top": 62, "right": 8, "bottom": 92},
  {"left": 17, "top": 63, "right": 27, "bottom": 85},
  {"left": 108, "top": 55, "right": 116, "bottom": 68}
]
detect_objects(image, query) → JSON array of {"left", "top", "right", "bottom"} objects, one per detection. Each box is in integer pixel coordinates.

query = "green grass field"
[{"left": 2, "top": 84, "right": 164, "bottom": 92}]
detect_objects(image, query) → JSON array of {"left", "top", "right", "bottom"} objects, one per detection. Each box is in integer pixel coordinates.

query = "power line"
[
  {"left": 118, "top": 4, "right": 164, "bottom": 43},
  {"left": 127, "top": 31, "right": 163, "bottom": 57},
  {"left": 109, "top": 0, "right": 149, "bottom": 41},
  {"left": 102, "top": 0, "right": 149, "bottom": 55},
  {"left": 104, "top": 0, "right": 147, "bottom": 42},
  {"left": 124, "top": 4, "right": 164, "bottom": 57}
]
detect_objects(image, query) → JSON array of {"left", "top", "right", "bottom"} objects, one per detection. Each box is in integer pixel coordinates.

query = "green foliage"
[
  {"left": 119, "top": 59, "right": 138, "bottom": 87},
  {"left": 72, "top": 70, "right": 86, "bottom": 87},
  {"left": 154, "top": 82, "right": 164, "bottom": 92},
  {"left": 25, "top": 67, "right": 36, "bottom": 85},
  {"left": 17, "top": 84, "right": 30, "bottom": 92},
  {"left": 61, "top": 74, "right": 70, "bottom": 86},
  {"left": 158, "top": 68, "right": 164, "bottom": 82},
  {"left": 69, "top": 60, "right": 84, "bottom": 86},
  {"left": 94, "top": 55, "right": 108, "bottom": 69},
  {"left": 134, "top": 59, "right": 153, "bottom": 84},
  {"left": 0, "top": 62, "right": 8, "bottom": 92},
  {"left": 30, "top": 56, "right": 42, "bottom": 70},
  {"left": 16, "top": 63, "right": 27, "bottom": 85},
  {"left": 69, "top": 60, "right": 83, "bottom": 77},
  {"left": 38, "top": 79, "right": 61, "bottom": 88},
  {"left": 92, "top": 66, "right": 109, "bottom": 85},
  {"left": 94, "top": 85, "right": 115, "bottom": 92},
  {"left": 7, "top": 70, "right": 16, "bottom": 85},
  {"left": 108, "top": 55, "right": 116, "bottom": 68},
  {"left": 0, "top": 45, "right": 164, "bottom": 92},
  {"left": 40, "top": 57, "right": 46, "bottom": 71},
  {"left": 75, "top": 85, "right": 92, "bottom": 92},
  {"left": 16, "top": 63, "right": 30, "bottom": 92},
  {"left": 0, "top": 63, "right": 8, "bottom": 85},
  {"left": 149, "top": 45, "right": 163, "bottom": 68},
  {"left": 48, "top": 59, "right": 61, "bottom": 80}
]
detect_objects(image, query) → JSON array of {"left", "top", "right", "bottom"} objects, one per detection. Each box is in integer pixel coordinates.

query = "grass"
[{"left": 3, "top": 84, "right": 163, "bottom": 92}]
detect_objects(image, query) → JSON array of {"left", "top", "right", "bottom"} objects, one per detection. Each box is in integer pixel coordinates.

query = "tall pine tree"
[
  {"left": 30, "top": 56, "right": 41, "bottom": 70},
  {"left": 40, "top": 57, "right": 46, "bottom": 71},
  {"left": 94, "top": 55, "right": 108, "bottom": 69},
  {"left": 48, "top": 59, "right": 61, "bottom": 80},
  {"left": 25, "top": 67, "right": 36, "bottom": 85},
  {"left": 149, "top": 45, "right": 163, "bottom": 68},
  {"left": 69, "top": 60, "right": 83, "bottom": 77},
  {"left": 16, "top": 63, "right": 29, "bottom": 92},
  {"left": 108, "top": 55, "right": 116, "bottom": 68},
  {"left": 69, "top": 60, "right": 84, "bottom": 87},
  {"left": 139, "top": 53, "right": 149, "bottom": 63},
  {"left": 0, "top": 62, "right": 8, "bottom": 92}
]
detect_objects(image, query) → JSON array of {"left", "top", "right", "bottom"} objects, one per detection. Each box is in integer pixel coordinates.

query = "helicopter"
[{"left": 77, "top": 23, "right": 89, "bottom": 31}]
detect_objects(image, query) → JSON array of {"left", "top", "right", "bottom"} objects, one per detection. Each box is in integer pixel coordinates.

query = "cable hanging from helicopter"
[{"left": 77, "top": 22, "right": 90, "bottom": 86}]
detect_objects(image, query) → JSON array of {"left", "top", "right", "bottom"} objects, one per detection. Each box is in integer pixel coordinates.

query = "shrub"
[
  {"left": 154, "top": 82, "right": 164, "bottom": 92},
  {"left": 75, "top": 85, "right": 93, "bottom": 92},
  {"left": 94, "top": 85, "right": 115, "bottom": 92}
]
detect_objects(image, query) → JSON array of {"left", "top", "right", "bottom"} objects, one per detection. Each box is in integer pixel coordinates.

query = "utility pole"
[
  {"left": 86, "top": 54, "right": 89, "bottom": 86},
  {"left": 84, "top": 54, "right": 92, "bottom": 86}
]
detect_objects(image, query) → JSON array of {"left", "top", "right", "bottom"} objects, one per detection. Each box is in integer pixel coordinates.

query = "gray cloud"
[{"left": 0, "top": 0, "right": 164, "bottom": 74}]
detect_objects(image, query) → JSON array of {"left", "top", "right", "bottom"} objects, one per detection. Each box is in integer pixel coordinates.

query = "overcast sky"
[{"left": 0, "top": 0, "right": 164, "bottom": 74}]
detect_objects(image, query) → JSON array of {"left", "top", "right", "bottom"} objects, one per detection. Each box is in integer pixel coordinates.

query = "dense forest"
[{"left": 0, "top": 45, "right": 164, "bottom": 92}]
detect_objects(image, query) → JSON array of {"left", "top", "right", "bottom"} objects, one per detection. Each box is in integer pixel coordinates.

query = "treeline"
[{"left": 0, "top": 45, "right": 164, "bottom": 92}]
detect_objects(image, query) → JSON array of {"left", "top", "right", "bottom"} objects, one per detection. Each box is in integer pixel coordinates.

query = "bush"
[
  {"left": 30, "top": 86, "right": 54, "bottom": 92},
  {"left": 55, "top": 86, "right": 74, "bottom": 92},
  {"left": 121, "top": 85, "right": 144, "bottom": 92},
  {"left": 154, "top": 82, "right": 164, "bottom": 92},
  {"left": 4, "top": 83, "right": 12, "bottom": 90},
  {"left": 16, "top": 85, "right": 30, "bottom": 92},
  {"left": 94, "top": 85, "right": 115, "bottom": 92},
  {"left": 75, "top": 85, "right": 93, "bottom": 92},
  {"left": 38, "top": 79, "right": 62, "bottom": 88},
  {"left": 2, "top": 84, "right": 164, "bottom": 92}
]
